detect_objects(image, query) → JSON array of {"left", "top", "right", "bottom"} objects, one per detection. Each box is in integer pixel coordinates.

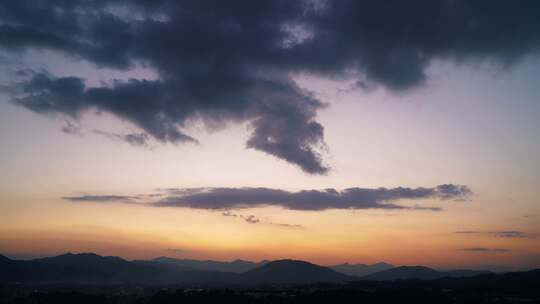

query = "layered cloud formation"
[
  {"left": 2, "top": 1, "right": 539, "bottom": 173},
  {"left": 63, "top": 184, "right": 471, "bottom": 211},
  {"left": 156, "top": 184, "right": 470, "bottom": 210}
]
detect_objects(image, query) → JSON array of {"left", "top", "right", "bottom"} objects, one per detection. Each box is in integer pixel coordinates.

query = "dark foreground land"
[
  {"left": 2, "top": 273, "right": 540, "bottom": 304},
  {"left": 1, "top": 254, "right": 539, "bottom": 303}
]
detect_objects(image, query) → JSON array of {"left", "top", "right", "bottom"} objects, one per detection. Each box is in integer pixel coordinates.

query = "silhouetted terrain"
[
  {"left": 364, "top": 265, "right": 491, "bottom": 281},
  {"left": 1, "top": 270, "right": 539, "bottom": 304},
  {"left": 330, "top": 262, "right": 394, "bottom": 276},
  {"left": 0, "top": 253, "right": 526, "bottom": 286},
  {"left": 238, "top": 259, "right": 353, "bottom": 284},
  {"left": 445, "top": 269, "right": 492, "bottom": 278},
  {"left": 1, "top": 253, "right": 539, "bottom": 303},
  {"left": 0, "top": 253, "right": 235, "bottom": 284},
  {"left": 0, "top": 254, "right": 351, "bottom": 285},
  {"left": 364, "top": 265, "right": 443, "bottom": 280},
  {"left": 153, "top": 257, "right": 267, "bottom": 273}
]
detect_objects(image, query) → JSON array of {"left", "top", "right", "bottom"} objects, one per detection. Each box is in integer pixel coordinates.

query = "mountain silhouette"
[
  {"left": 331, "top": 262, "right": 394, "bottom": 276},
  {"left": 0, "top": 254, "right": 10, "bottom": 262},
  {"left": 363, "top": 265, "right": 491, "bottom": 281},
  {"left": 364, "top": 266, "right": 446, "bottom": 280},
  {"left": 0, "top": 253, "right": 502, "bottom": 285},
  {"left": 444, "top": 269, "right": 492, "bottom": 277},
  {"left": 239, "top": 259, "right": 354, "bottom": 284},
  {"left": 0, "top": 253, "right": 235, "bottom": 284},
  {"left": 153, "top": 256, "right": 267, "bottom": 273},
  {"left": 362, "top": 266, "right": 491, "bottom": 281},
  {"left": 2, "top": 254, "right": 356, "bottom": 285}
]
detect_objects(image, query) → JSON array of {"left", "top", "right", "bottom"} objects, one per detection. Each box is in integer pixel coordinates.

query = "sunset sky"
[{"left": 0, "top": 1, "right": 539, "bottom": 270}]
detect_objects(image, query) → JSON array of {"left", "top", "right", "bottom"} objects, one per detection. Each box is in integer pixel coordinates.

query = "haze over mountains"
[
  {"left": 0, "top": 252, "right": 517, "bottom": 285},
  {"left": 152, "top": 257, "right": 268, "bottom": 273},
  {"left": 364, "top": 266, "right": 490, "bottom": 281},
  {"left": 330, "top": 262, "right": 394, "bottom": 277},
  {"left": 152, "top": 256, "right": 393, "bottom": 276},
  {"left": 0, "top": 254, "right": 352, "bottom": 285},
  {"left": 3, "top": 253, "right": 539, "bottom": 304},
  {"left": 0, "top": 253, "right": 235, "bottom": 284}
]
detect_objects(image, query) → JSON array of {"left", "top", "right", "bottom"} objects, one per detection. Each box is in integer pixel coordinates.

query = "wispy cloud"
[
  {"left": 220, "top": 211, "right": 304, "bottom": 228},
  {"left": 244, "top": 215, "right": 260, "bottom": 224},
  {"left": 221, "top": 211, "right": 238, "bottom": 217},
  {"left": 462, "top": 247, "right": 511, "bottom": 253},
  {"left": 493, "top": 231, "right": 528, "bottom": 238},
  {"left": 273, "top": 223, "right": 305, "bottom": 229},
  {"left": 62, "top": 195, "right": 140, "bottom": 203},
  {"left": 61, "top": 119, "right": 82, "bottom": 135},
  {"left": 93, "top": 130, "right": 150, "bottom": 148},
  {"left": 456, "top": 230, "right": 529, "bottom": 238},
  {"left": 410, "top": 205, "right": 442, "bottom": 211}
]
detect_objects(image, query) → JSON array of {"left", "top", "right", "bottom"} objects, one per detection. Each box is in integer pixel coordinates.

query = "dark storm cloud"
[
  {"left": 462, "top": 247, "right": 511, "bottom": 253},
  {"left": 2, "top": 1, "right": 539, "bottom": 173},
  {"left": 155, "top": 184, "right": 471, "bottom": 210}
]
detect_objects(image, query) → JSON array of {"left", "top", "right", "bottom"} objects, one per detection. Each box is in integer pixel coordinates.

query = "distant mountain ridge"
[
  {"left": 0, "top": 252, "right": 235, "bottom": 284},
  {"left": 365, "top": 266, "right": 443, "bottom": 280},
  {"left": 1, "top": 253, "right": 354, "bottom": 285},
  {"left": 153, "top": 256, "right": 394, "bottom": 275},
  {"left": 153, "top": 256, "right": 268, "bottom": 273},
  {"left": 330, "top": 262, "right": 394, "bottom": 276},
  {"left": 364, "top": 265, "right": 491, "bottom": 281},
  {"left": 0, "top": 253, "right": 500, "bottom": 285}
]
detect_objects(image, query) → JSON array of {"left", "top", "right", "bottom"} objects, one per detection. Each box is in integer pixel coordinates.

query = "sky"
[{"left": 0, "top": 0, "right": 539, "bottom": 271}]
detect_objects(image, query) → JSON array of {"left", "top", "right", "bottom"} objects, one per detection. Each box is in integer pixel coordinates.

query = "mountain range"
[
  {"left": 330, "top": 262, "right": 394, "bottom": 276},
  {"left": 152, "top": 257, "right": 394, "bottom": 277},
  {"left": 363, "top": 265, "right": 490, "bottom": 281},
  {"left": 0, "top": 253, "right": 506, "bottom": 285},
  {"left": 152, "top": 256, "right": 268, "bottom": 273},
  {"left": 0, "top": 253, "right": 234, "bottom": 284}
]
